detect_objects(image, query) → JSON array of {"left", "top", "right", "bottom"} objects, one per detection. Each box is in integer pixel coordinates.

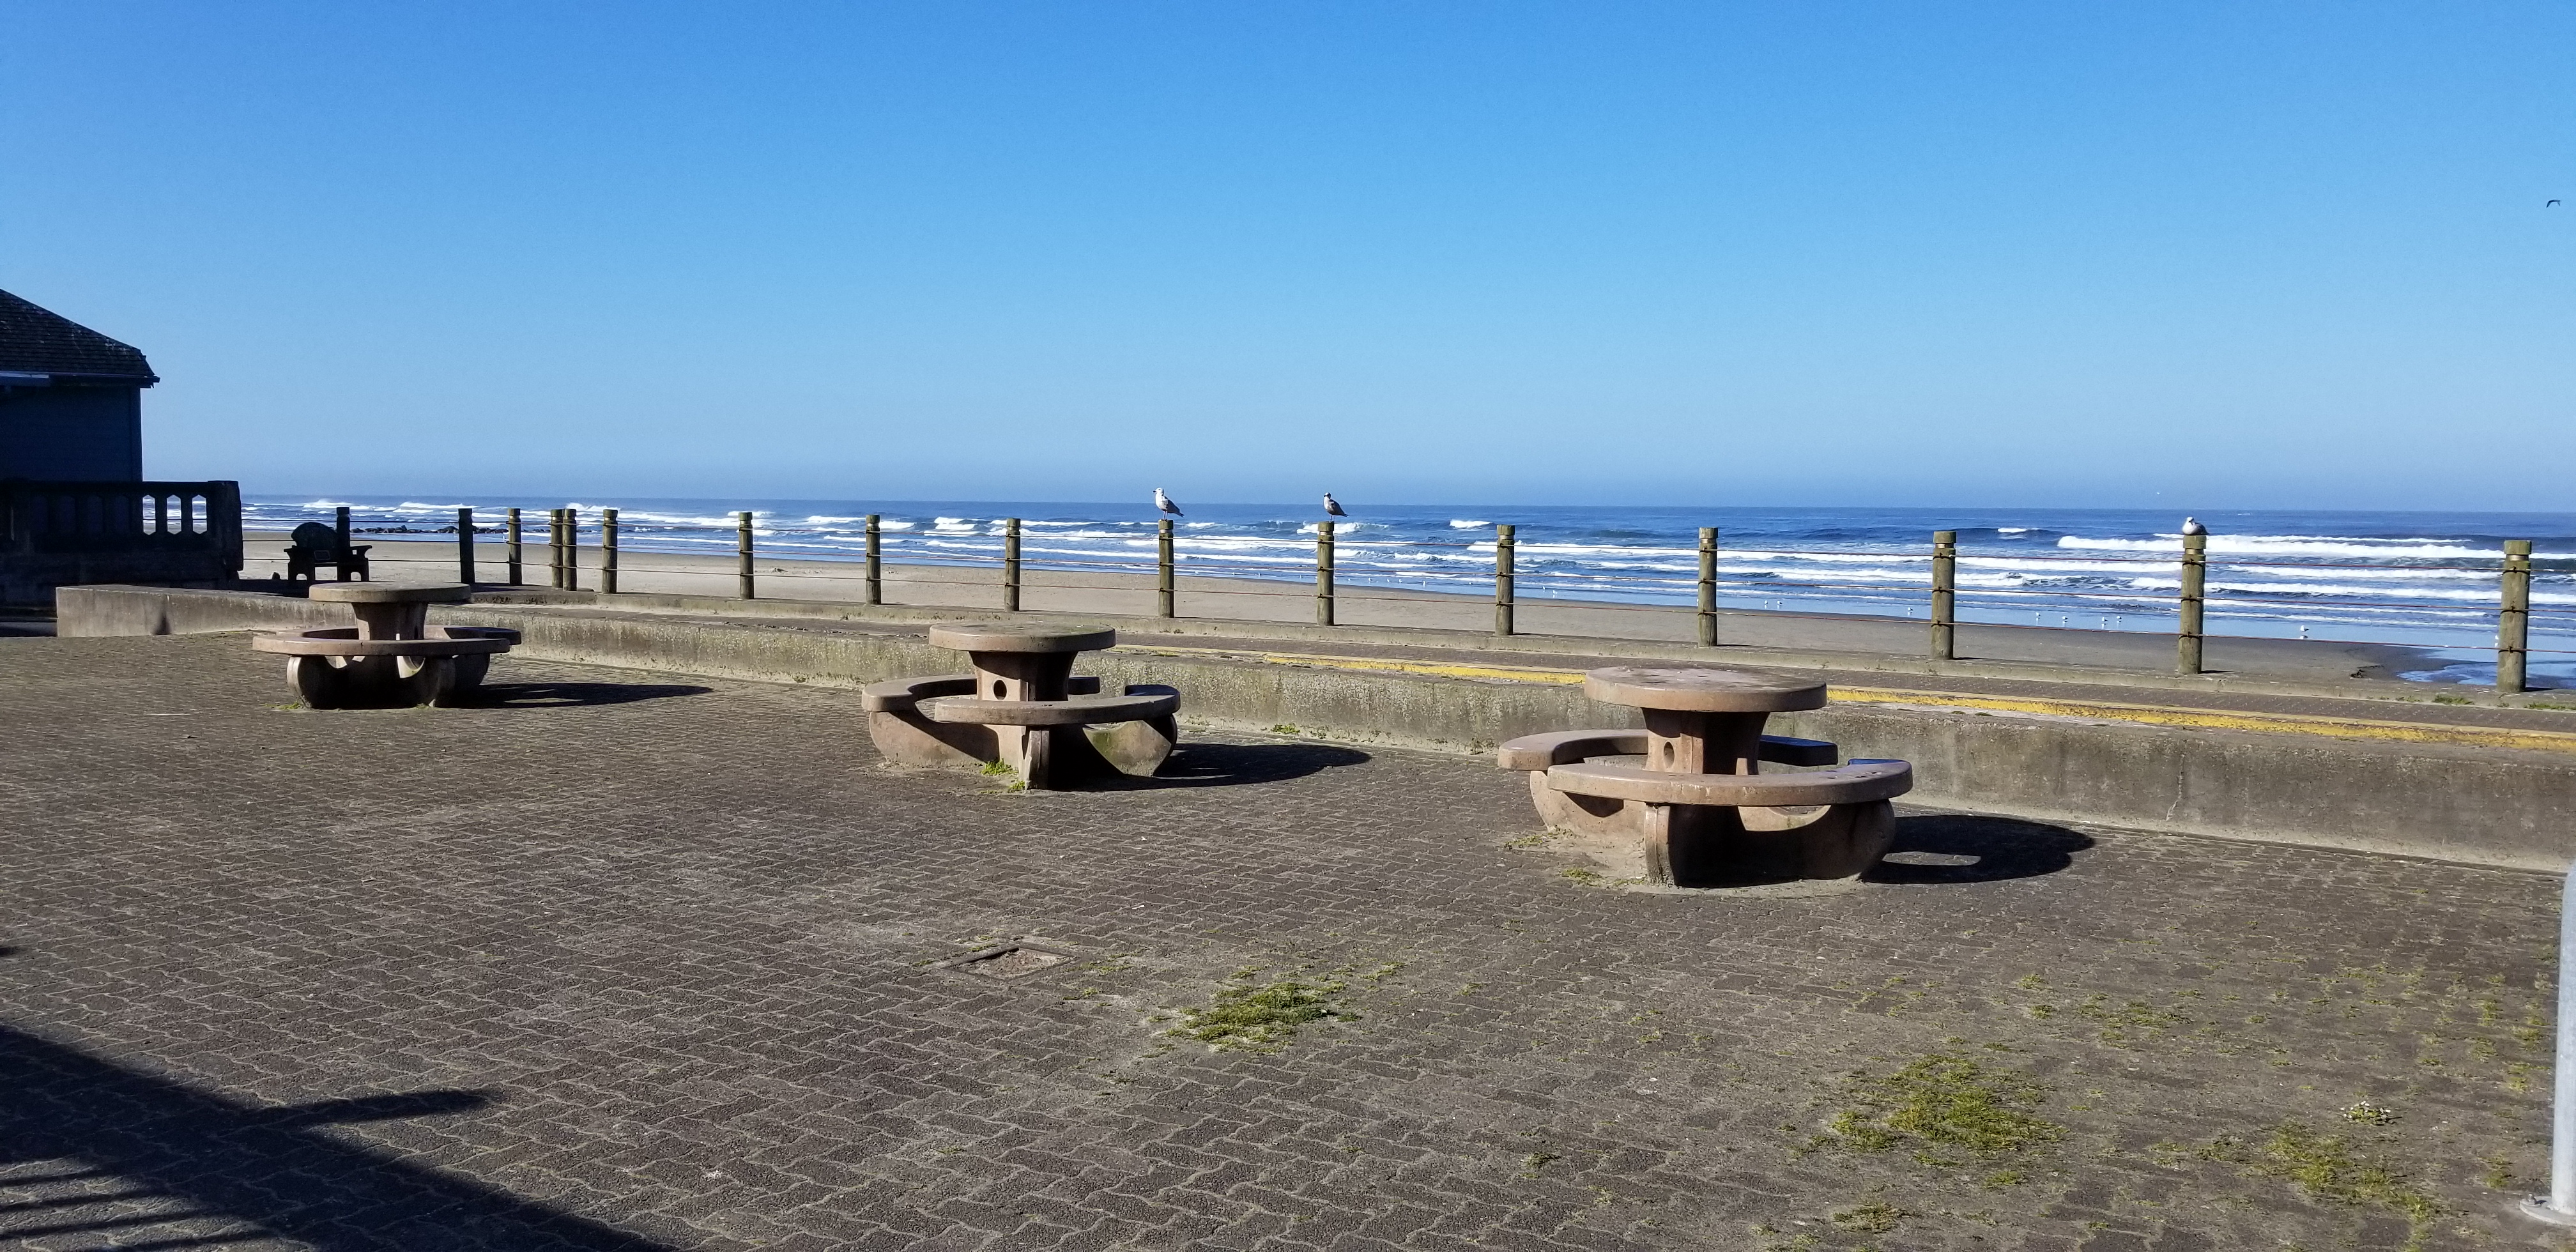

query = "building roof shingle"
[{"left": 0, "top": 288, "right": 157, "bottom": 384}]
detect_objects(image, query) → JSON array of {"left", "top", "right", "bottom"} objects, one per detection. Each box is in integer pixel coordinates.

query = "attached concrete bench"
[{"left": 1494, "top": 729, "right": 1838, "bottom": 770}]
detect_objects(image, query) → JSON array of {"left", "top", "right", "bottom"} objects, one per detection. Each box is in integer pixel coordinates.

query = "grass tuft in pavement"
[
  {"left": 1830, "top": 1202, "right": 1906, "bottom": 1233},
  {"left": 1813, "top": 1049, "right": 2061, "bottom": 1162},
  {"left": 1163, "top": 971, "right": 1352, "bottom": 1053},
  {"left": 2200, "top": 1123, "right": 2441, "bottom": 1244}
]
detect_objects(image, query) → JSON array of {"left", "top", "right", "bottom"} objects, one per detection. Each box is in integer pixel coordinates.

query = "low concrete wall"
[
  {"left": 57, "top": 584, "right": 2576, "bottom": 871},
  {"left": 57, "top": 584, "right": 339, "bottom": 636}
]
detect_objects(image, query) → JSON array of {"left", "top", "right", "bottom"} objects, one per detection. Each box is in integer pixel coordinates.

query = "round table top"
[
  {"left": 1583, "top": 666, "right": 1827, "bottom": 714},
  {"left": 308, "top": 582, "right": 472, "bottom": 605},
  {"left": 927, "top": 622, "right": 1117, "bottom": 654}
]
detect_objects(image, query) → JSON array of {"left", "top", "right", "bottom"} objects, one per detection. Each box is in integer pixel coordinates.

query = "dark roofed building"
[
  {"left": 1, "top": 289, "right": 237, "bottom": 605},
  {"left": 1, "top": 288, "right": 160, "bottom": 481}
]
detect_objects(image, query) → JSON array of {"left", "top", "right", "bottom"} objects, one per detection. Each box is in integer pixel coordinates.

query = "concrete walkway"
[{"left": 0, "top": 632, "right": 2564, "bottom": 1250}]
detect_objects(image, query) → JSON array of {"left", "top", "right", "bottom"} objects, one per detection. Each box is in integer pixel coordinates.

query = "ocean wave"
[
  {"left": 2058, "top": 534, "right": 2499, "bottom": 560},
  {"left": 569, "top": 508, "right": 751, "bottom": 527},
  {"left": 1449, "top": 519, "right": 1490, "bottom": 528}
]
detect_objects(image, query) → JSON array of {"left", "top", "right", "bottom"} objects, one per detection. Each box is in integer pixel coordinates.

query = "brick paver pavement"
[{"left": 1, "top": 634, "right": 2566, "bottom": 1251}]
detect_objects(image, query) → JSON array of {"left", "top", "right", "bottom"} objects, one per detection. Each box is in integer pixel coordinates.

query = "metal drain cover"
[{"left": 935, "top": 943, "right": 1073, "bottom": 979}]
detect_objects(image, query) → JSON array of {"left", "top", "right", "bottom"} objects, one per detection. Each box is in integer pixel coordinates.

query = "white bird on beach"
[
  {"left": 2181, "top": 516, "right": 2206, "bottom": 537},
  {"left": 1154, "top": 488, "right": 1183, "bottom": 517},
  {"left": 1322, "top": 492, "right": 1348, "bottom": 517}
]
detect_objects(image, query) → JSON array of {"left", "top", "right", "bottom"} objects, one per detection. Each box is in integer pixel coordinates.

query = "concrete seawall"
[{"left": 58, "top": 584, "right": 2576, "bottom": 871}]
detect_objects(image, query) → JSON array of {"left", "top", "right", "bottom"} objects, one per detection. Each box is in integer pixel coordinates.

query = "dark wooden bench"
[{"left": 284, "top": 521, "right": 371, "bottom": 583}]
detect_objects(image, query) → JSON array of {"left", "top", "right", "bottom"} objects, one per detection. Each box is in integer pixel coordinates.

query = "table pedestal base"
[{"left": 1529, "top": 775, "right": 1893, "bottom": 885}]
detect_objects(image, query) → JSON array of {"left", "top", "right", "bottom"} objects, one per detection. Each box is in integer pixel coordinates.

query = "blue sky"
[{"left": 3, "top": 2, "right": 2568, "bottom": 509}]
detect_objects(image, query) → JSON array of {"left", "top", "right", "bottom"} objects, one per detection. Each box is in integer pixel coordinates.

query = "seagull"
[
  {"left": 2181, "top": 516, "right": 2206, "bottom": 537},
  {"left": 1322, "top": 492, "right": 1348, "bottom": 517},
  {"left": 1153, "top": 488, "right": 1183, "bottom": 517},
  {"left": 2552, "top": 199, "right": 2563, "bottom": 208}
]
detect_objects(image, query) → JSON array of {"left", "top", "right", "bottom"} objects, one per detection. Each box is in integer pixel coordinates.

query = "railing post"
[
  {"left": 864, "top": 514, "right": 882, "bottom": 605},
  {"left": 1003, "top": 517, "right": 1022, "bottom": 611},
  {"left": 507, "top": 508, "right": 523, "bottom": 584},
  {"left": 2501, "top": 539, "right": 2533, "bottom": 694},
  {"left": 736, "top": 511, "right": 756, "bottom": 600},
  {"left": 601, "top": 508, "right": 620, "bottom": 595},
  {"left": 562, "top": 507, "right": 579, "bottom": 591},
  {"left": 456, "top": 508, "right": 476, "bottom": 585},
  {"left": 1157, "top": 519, "right": 1176, "bottom": 618},
  {"left": 1696, "top": 527, "right": 1718, "bottom": 646},
  {"left": 1494, "top": 523, "right": 1516, "bottom": 637},
  {"left": 334, "top": 506, "right": 353, "bottom": 582},
  {"left": 1315, "top": 521, "right": 1336, "bottom": 625},
  {"left": 1931, "top": 530, "right": 1957, "bottom": 660},
  {"left": 2177, "top": 531, "right": 2207, "bottom": 675}
]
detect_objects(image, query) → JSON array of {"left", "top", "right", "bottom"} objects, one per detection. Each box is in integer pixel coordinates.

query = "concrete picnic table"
[
  {"left": 249, "top": 583, "right": 519, "bottom": 708},
  {"left": 862, "top": 622, "right": 1179, "bottom": 789},
  {"left": 1497, "top": 666, "right": 1912, "bottom": 887}
]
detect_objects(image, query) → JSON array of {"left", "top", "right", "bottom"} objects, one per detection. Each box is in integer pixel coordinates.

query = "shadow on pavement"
[
  {"left": 1120, "top": 740, "right": 1372, "bottom": 788},
  {"left": 467, "top": 680, "right": 714, "bottom": 708},
  {"left": 1866, "top": 814, "right": 2095, "bottom": 885},
  {"left": 0, "top": 1021, "right": 674, "bottom": 1251}
]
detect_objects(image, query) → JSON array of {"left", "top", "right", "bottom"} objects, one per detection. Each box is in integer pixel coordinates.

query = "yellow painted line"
[
  {"left": 1119, "top": 643, "right": 2576, "bottom": 756},
  {"left": 1121, "top": 645, "right": 1588, "bottom": 687},
  {"left": 1829, "top": 687, "right": 2576, "bottom": 754}
]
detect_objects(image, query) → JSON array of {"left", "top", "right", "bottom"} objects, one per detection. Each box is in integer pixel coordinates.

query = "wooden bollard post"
[
  {"left": 601, "top": 508, "right": 620, "bottom": 595},
  {"left": 548, "top": 509, "right": 565, "bottom": 589},
  {"left": 1003, "top": 518, "right": 1022, "bottom": 611},
  {"left": 334, "top": 506, "right": 353, "bottom": 581},
  {"left": 864, "top": 514, "right": 882, "bottom": 605},
  {"left": 1157, "top": 519, "right": 1176, "bottom": 618},
  {"left": 736, "top": 511, "right": 756, "bottom": 600},
  {"left": 506, "top": 508, "right": 523, "bottom": 584},
  {"left": 1494, "top": 524, "right": 1517, "bottom": 637},
  {"left": 2177, "top": 531, "right": 2207, "bottom": 675},
  {"left": 456, "top": 507, "right": 475, "bottom": 586},
  {"left": 1931, "top": 530, "right": 1957, "bottom": 660},
  {"left": 1315, "top": 520, "right": 1336, "bottom": 625},
  {"left": 2501, "top": 539, "right": 2533, "bottom": 694},
  {"left": 562, "top": 507, "right": 579, "bottom": 591},
  {"left": 1696, "top": 527, "right": 1718, "bottom": 646}
]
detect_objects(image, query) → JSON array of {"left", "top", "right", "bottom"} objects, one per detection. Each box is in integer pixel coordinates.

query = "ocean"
[{"left": 246, "top": 497, "right": 2576, "bottom": 686}]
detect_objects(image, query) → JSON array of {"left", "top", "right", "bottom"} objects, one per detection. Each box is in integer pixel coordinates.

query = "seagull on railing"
[
  {"left": 1322, "top": 492, "right": 1348, "bottom": 517},
  {"left": 2182, "top": 516, "right": 2206, "bottom": 537},
  {"left": 1154, "top": 488, "right": 1183, "bottom": 517}
]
